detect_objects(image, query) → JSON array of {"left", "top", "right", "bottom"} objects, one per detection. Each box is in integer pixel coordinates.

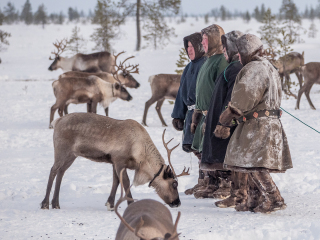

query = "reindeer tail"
[{"left": 148, "top": 75, "right": 155, "bottom": 85}]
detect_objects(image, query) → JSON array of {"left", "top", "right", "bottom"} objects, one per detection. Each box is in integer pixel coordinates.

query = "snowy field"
[{"left": 1, "top": 17, "right": 320, "bottom": 240}]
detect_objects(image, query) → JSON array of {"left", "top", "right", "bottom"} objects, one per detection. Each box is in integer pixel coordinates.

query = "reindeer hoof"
[
  {"left": 141, "top": 122, "right": 148, "bottom": 127},
  {"left": 41, "top": 202, "right": 49, "bottom": 209},
  {"left": 106, "top": 202, "right": 114, "bottom": 211},
  {"left": 49, "top": 124, "right": 53, "bottom": 129},
  {"left": 52, "top": 202, "right": 60, "bottom": 209}
]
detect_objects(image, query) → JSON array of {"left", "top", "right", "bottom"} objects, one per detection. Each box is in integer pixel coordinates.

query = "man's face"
[
  {"left": 223, "top": 47, "right": 228, "bottom": 61},
  {"left": 202, "top": 34, "right": 208, "bottom": 53},
  {"left": 187, "top": 41, "right": 195, "bottom": 60}
]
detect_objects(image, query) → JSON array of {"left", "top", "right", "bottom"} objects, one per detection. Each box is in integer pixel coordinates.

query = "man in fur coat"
[
  {"left": 214, "top": 33, "right": 293, "bottom": 213},
  {"left": 171, "top": 32, "right": 206, "bottom": 152},
  {"left": 200, "top": 31, "right": 244, "bottom": 200},
  {"left": 187, "top": 24, "right": 229, "bottom": 198}
]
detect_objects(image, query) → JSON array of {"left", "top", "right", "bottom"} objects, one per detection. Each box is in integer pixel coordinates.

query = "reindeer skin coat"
[
  {"left": 224, "top": 35, "right": 292, "bottom": 171},
  {"left": 171, "top": 32, "right": 206, "bottom": 152}
]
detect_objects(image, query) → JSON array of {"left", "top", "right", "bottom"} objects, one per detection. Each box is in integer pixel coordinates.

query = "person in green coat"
[{"left": 186, "top": 24, "right": 229, "bottom": 198}]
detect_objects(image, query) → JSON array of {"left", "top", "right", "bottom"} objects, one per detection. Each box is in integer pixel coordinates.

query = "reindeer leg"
[
  {"left": 295, "top": 84, "right": 307, "bottom": 110},
  {"left": 305, "top": 84, "right": 316, "bottom": 110},
  {"left": 51, "top": 153, "right": 76, "bottom": 209},
  {"left": 64, "top": 104, "right": 69, "bottom": 115},
  {"left": 104, "top": 107, "right": 109, "bottom": 116},
  {"left": 295, "top": 71, "right": 303, "bottom": 89},
  {"left": 41, "top": 164, "right": 59, "bottom": 209},
  {"left": 155, "top": 98, "right": 167, "bottom": 127},
  {"left": 49, "top": 103, "right": 60, "bottom": 129},
  {"left": 115, "top": 167, "right": 134, "bottom": 206},
  {"left": 91, "top": 101, "right": 98, "bottom": 114},
  {"left": 106, "top": 165, "right": 119, "bottom": 211},
  {"left": 87, "top": 102, "right": 92, "bottom": 113},
  {"left": 58, "top": 105, "right": 64, "bottom": 117},
  {"left": 142, "top": 96, "right": 158, "bottom": 126}
]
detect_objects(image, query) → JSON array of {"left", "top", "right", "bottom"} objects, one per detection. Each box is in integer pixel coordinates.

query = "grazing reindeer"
[
  {"left": 41, "top": 115, "right": 189, "bottom": 210},
  {"left": 142, "top": 74, "right": 181, "bottom": 127},
  {"left": 115, "top": 169, "right": 181, "bottom": 240},
  {"left": 296, "top": 62, "right": 320, "bottom": 110},
  {"left": 270, "top": 51, "right": 305, "bottom": 98},
  {"left": 48, "top": 38, "right": 115, "bottom": 73},
  {"left": 49, "top": 76, "right": 132, "bottom": 128}
]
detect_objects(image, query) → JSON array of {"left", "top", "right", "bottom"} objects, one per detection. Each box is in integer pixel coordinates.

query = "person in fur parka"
[
  {"left": 171, "top": 32, "right": 206, "bottom": 152},
  {"left": 214, "top": 33, "right": 293, "bottom": 213},
  {"left": 200, "top": 31, "right": 244, "bottom": 199}
]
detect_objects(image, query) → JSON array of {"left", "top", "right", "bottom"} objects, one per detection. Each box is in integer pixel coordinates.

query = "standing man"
[
  {"left": 200, "top": 31, "right": 244, "bottom": 200},
  {"left": 172, "top": 32, "right": 206, "bottom": 152},
  {"left": 215, "top": 34, "right": 292, "bottom": 213},
  {"left": 188, "top": 24, "right": 229, "bottom": 198}
]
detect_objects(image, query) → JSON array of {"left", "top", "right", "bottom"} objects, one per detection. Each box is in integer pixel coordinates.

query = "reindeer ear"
[{"left": 114, "top": 83, "right": 120, "bottom": 90}]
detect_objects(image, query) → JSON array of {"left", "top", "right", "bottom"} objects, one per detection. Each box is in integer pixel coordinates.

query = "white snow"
[{"left": 1, "top": 17, "right": 320, "bottom": 240}]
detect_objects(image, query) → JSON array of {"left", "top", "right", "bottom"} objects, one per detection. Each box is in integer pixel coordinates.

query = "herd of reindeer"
[{"left": 42, "top": 39, "right": 320, "bottom": 239}]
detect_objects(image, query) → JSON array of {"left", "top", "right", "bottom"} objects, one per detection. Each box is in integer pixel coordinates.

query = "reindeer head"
[
  {"left": 115, "top": 169, "right": 181, "bottom": 240},
  {"left": 150, "top": 129, "right": 190, "bottom": 208},
  {"left": 113, "top": 82, "right": 133, "bottom": 101},
  {"left": 48, "top": 38, "right": 67, "bottom": 71},
  {"left": 112, "top": 51, "right": 140, "bottom": 88}
]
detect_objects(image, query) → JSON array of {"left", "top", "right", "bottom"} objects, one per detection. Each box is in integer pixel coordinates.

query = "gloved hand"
[
  {"left": 190, "top": 109, "right": 203, "bottom": 134},
  {"left": 219, "top": 102, "right": 243, "bottom": 126},
  {"left": 214, "top": 125, "right": 231, "bottom": 139},
  {"left": 172, "top": 118, "right": 184, "bottom": 131}
]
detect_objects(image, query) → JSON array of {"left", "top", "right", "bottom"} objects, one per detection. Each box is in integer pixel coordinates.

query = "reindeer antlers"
[
  {"left": 49, "top": 38, "right": 67, "bottom": 60},
  {"left": 162, "top": 129, "right": 190, "bottom": 179},
  {"left": 112, "top": 51, "right": 139, "bottom": 84}
]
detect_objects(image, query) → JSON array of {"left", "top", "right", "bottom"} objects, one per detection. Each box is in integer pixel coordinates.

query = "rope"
[
  {"left": 280, "top": 107, "right": 320, "bottom": 134},
  {"left": 223, "top": 60, "right": 239, "bottom": 82}
]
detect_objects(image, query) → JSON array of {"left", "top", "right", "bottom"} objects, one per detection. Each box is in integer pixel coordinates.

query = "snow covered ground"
[{"left": 1, "top": 17, "right": 320, "bottom": 240}]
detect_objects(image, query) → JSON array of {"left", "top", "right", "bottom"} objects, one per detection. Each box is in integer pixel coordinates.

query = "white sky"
[{"left": 0, "top": 0, "right": 319, "bottom": 15}]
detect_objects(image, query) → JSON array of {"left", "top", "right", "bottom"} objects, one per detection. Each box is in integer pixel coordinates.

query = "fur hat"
[
  {"left": 235, "top": 34, "right": 264, "bottom": 66},
  {"left": 183, "top": 32, "right": 205, "bottom": 62},
  {"left": 201, "top": 24, "right": 225, "bottom": 57},
  {"left": 221, "top": 31, "right": 244, "bottom": 63}
]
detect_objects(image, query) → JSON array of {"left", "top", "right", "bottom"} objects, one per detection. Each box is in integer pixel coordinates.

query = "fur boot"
[
  {"left": 194, "top": 172, "right": 219, "bottom": 199},
  {"left": 211, "top": 177, "right": 231, "bottom": 199},
  {"left": 233, "top": 172, "right": 250, "bottom": 211},
  {"left": 185, "top": 167, "right": 206, "bottom": 195},
  {"left": 215, "top": 171, "right": 237, "bottom": 208},
  {"left": 250, "top": 172, "right": 286, "bottom": 213}
]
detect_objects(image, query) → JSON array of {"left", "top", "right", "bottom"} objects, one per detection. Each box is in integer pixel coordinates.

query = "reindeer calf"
[
  {"left": 115, "top": 170, "right": 180, "bottom": 240},
  {"left": 142, "top": 74, "right": 181, "bottom": 127},
  {"left": 49, "top": 76, "right": 132, "bottom": 128}
]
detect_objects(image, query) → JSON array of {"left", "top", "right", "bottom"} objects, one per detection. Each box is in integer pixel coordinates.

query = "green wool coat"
[{"left": 192, "top": 54, "right": 229, "bottom": 152}]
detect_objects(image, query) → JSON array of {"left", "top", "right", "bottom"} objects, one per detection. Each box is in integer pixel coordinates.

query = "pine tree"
[
  {"left": 58, "top": 11, "right": 65, "bottom": 25},
  {"left": 4, "top": 2, "right": 19, "bottom": 24},
  {"left": 220, "top": 5, "right": 226, "bottom": 21},
  {"left": 254, "top": 6, "right": 261, "bottom": 21},
  {"left": 143, "top": 3, "right": 176, "bottom": 49},
  {"left": 175, "top": 48, "right": 190, "bottom": 75},
  {"left": 0, "top": 29, "right": 11, "bottom": 63},
  {"left": 67, "top": 26, "right": 87, "bottom": 54},
  {"left": 91, "top": 0, "right": 125, "bottom": 52},
  {"left": 34, "top": 4, "right": 47, "bottom": 28},
  {"left": 243, "top": 11, "right": 251, "bottom": 23},
  {"left": 20, "top": 0, "right": 33, "bottom": 25},
  {"left": 258, "top": 8, "right": 279, "bottom": 60},
  {"left": 68, "top": 7, "right": 80, "bottom": 22},
  {"left": 308, "top": 22, "right": 318, "bottom": 38},
  {"left": 204, "top": 14, "right": 209, "bottom": 24},
  {"left": 0, "top": 8, "right": 4, "bottom": 25},
  {"left": 304, "top": 6, "right": 309, "bottom": 18},
  {"left": 260, "top": 4, "right": 266, "bottom": 19}
]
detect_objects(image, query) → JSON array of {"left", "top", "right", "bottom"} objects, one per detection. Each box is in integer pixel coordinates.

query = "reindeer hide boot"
[
  {"left": 250, "top": 171, "right": 286, "bottom": 213},
  {"left": 193, "top": 171, "right": 220, "bottom": 199},
  {"left": 210, "top": 171, "right": 232, "bottom": 199},
  {"left": 215, "top": 171, "right": 237, "bottom": 208},
  {"left": 184, "top": 166, "right": 206, "bottom": 195},
  {"left": 233, "top": 172, "right": 250, "bottom": 212},
  {"left": 246, "top": 174, "right": 263, "bottom": 211}
]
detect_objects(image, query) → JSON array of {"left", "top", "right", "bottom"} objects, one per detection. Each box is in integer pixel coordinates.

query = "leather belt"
[
  {"left": 237, "top": 109, "right": 282, "bottom": 124},
  {"left": 188, "top": 105, "right": 195, "bottom": 111}
]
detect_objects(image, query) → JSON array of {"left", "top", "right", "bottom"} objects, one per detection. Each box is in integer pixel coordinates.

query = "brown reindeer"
[
  {"left": 115, "top": 169, "right": 180, "bottom": 240},
  {"left": 296, "top": 62, "right": 320, "bottom": 110},
  {"left": 142, "top": 74, "right": 181, "bottom": 127},
  {"left": 49, "top": 76, "right": 132, "bottom": 128},
  {"left": 41, "top": 115, "right": 189, "bottom": 210},
  {"left": 48, "top": 39, "right": 115, "bottom": 73},
  {"left": 270, "top": 51, "right": 305, "bottom": 98}
]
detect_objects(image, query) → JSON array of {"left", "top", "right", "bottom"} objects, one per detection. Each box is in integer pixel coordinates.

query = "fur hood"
[
  {"left": 235, "top": 33, "right": 264, "bottom": 66},
  {"left": 221, "top": 30, "right": 244, "bottom": 63},
  {"left": 201, "top": 24, "right": 225, "bottom": 57},
  {"left": 183, "top": 32, "right": 205, "bottom": 62}
]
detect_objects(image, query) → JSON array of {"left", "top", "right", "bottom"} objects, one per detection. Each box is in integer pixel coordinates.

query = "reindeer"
[
  {"left": 142, "top": 74, "right": 181, "bottom": 127},
  {"left": 115, "top": 169, "right": 180, "bottom": 240},
  {"left": 41, "top": 115, "right": 189, "bottom": 210},
  {"left": 48, "top": 38, "right": 115, "bottom": 73},
  {"left": 49, "top": 76, "right": 132, "bottom": 128},
  {"left": 296, "top": 62, "right": 320, "bottom": 110},
  {"left": 270, "top": 51, "right": 305, "bottom": 98}
]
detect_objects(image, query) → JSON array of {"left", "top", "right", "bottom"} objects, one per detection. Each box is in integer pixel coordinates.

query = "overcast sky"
[{"left": 0, "top": 0, "right": 319, "bottom": 15}]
